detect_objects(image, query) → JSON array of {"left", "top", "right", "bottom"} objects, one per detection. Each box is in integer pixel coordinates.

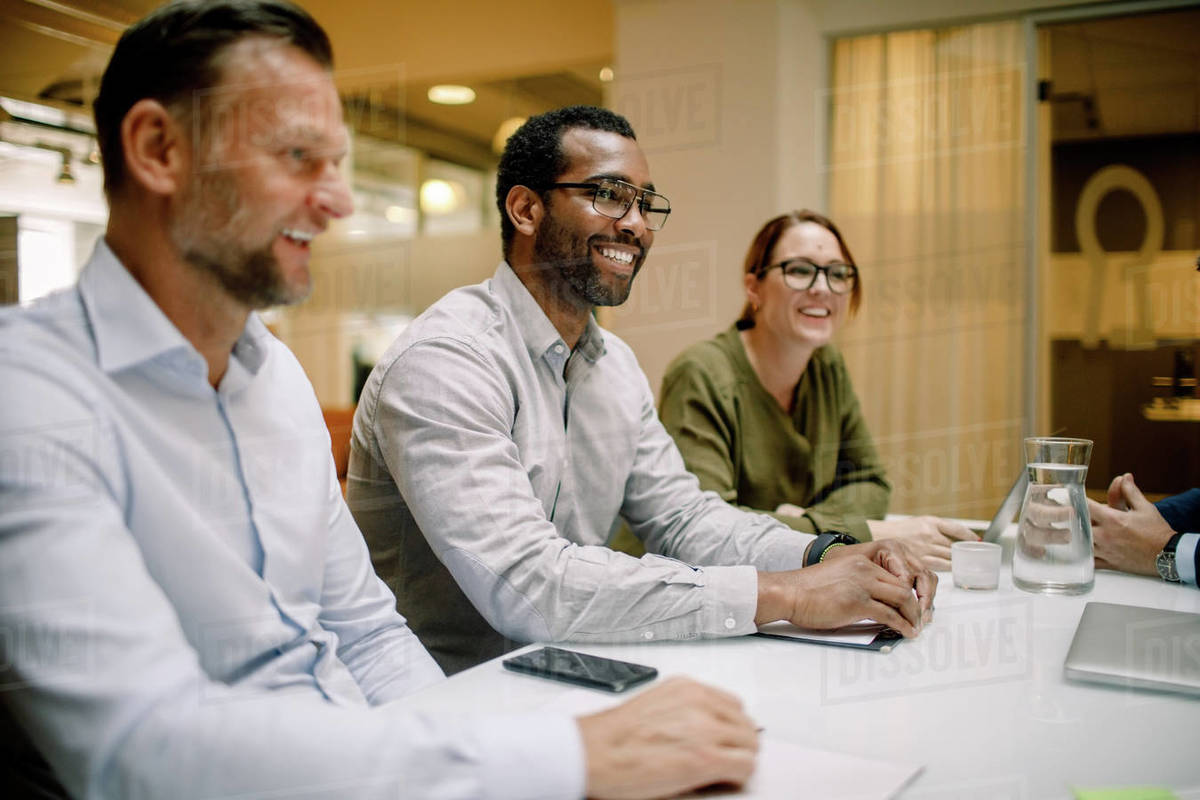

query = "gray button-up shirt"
[{"left": 349, "top": 262, "right": 813, "bottom": 674}]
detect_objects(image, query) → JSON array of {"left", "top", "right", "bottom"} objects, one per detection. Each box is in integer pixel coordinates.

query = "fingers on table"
[
  {"left": 925, "top": 555, "right": 952, "bottom": 572},
  {"left": 936, "top": 519, "right": 979, "bottom": 542}
]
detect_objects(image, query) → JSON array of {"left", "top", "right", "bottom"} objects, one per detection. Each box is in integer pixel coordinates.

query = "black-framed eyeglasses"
[
  {"left": 542, "top": 178, "right": 671, "bottom": 231},
  {"left": 757, "top": 258, "right": 858, "bottom": 294}
]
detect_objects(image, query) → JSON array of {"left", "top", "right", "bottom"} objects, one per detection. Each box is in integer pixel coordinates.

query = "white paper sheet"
[
  {"left": 682, "top": 736, "right": 922, "bottom": 799},
  {"left": 543, "top": 687, "right": 922, "bottom": 799}
]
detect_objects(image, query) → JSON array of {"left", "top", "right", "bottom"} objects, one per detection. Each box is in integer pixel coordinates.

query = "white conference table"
[{"left": 404, "top": 529, "right": 1200, "bottom": 799}]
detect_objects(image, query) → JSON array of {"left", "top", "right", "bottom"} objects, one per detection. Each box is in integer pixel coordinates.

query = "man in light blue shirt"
[{"left": 0, "top": 2, "right": 762, "bottom": 798}]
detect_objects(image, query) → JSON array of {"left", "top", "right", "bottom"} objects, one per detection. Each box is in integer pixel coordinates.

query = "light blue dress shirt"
[
  {"left": 0, "top": 242, "right": 583, "bottom": 799},
  {"left": 1175, "top": 534, "right": 1198, "bottom": 586}
]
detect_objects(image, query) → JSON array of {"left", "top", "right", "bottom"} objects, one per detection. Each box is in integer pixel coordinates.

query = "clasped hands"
[
  {"left": 755, "top": 538, "right": 936, "bottom": 639},
  {"left": 1088, "top": 473, "right": 1176, "bottom": 576}
]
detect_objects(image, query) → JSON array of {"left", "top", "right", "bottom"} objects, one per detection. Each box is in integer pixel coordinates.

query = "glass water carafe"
[{"left": 1013, "top": 437, "right": 1094, "bottom": 595}]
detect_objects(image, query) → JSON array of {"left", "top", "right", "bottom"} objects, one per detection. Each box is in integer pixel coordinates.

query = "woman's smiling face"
[{"left": 744, "top": 220, "right": 852, "bottom": 351}]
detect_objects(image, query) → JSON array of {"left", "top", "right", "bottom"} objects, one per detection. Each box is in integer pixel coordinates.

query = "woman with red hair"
[{"left": 659, "top": 210, "right": 975, "bottom": 570}]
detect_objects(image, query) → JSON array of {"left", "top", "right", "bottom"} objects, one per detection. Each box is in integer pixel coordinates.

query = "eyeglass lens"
[
  {"left": 592, "top": 179, "right": 670, "bottom": 231},
  {"left": 780, "top": 260, "right": 857, "bottom": 294}
]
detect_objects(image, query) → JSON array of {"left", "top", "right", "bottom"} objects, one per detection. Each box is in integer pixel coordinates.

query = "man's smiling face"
[
  {"left": 168, "top": 38, "right": 352, "bottom": 309},
  {"left": 531, "top": 127, "right": 655, "bottom": 308}
]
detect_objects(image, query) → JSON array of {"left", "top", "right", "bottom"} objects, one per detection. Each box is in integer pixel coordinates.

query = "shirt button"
[
  {"left": 553, "top": 343, "right": 564, "bottom": 354},
  {"left": 724, "top": 617, "right": 736, "bottom": 630},
  {"left": 643, "top": 631, "right": 654, "bottom": 640}
]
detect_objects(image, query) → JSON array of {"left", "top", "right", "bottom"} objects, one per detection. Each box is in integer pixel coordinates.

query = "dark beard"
[
  {"left": 170, "top": 170, "right": 308, "bottom": 310},
  {"left": 532, "top": 213, "right": 642, "bottom": 308},
  {"left": 180, "top": 243, "right": 296, "bottom": 310}
]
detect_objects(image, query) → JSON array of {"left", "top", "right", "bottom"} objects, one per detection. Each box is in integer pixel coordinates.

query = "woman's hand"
[{"left": 867, "top": 516, "right": 978, "bottom": 570}]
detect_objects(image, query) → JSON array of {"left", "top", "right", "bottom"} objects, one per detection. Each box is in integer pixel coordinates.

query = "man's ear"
[
  {"left": 120, "top": 99, "right": 189, "bottom": 196},
  {"left": 505, "top": 185, "right": 544, "bottom": 239}
]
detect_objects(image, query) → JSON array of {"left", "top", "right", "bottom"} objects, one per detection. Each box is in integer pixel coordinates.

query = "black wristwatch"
[
  {"left": 805, "top": 531, "right": 859, "bottom": 567},
  {"left": 1156, "top": 533, "right": 1184, "bottom": 583}
]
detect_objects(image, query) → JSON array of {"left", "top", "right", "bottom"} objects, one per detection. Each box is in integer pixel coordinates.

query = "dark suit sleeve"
[{"left": 1154, "top": 489, "right": 1200, "bottom": 533}]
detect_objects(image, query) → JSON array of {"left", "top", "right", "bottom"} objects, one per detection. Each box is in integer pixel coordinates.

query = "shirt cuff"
[
  {"left": 698, "top": 564, "right": 760, "bottom": 636},
  {"left": 1176, "top": 533, "right": 1199, "bottom": 587},
  {"left": 475, "top": 712, "right": 585, "bottom": 800}
]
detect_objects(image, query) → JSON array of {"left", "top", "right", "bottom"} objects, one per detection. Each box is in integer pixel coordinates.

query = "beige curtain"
[{"left": 828, "top": 21, "right": 1027, "bottom": 519}]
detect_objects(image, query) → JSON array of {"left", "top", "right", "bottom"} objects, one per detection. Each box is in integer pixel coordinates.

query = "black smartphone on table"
[{"left": 502, "top": 646, "right": 659, "bottom": 692}]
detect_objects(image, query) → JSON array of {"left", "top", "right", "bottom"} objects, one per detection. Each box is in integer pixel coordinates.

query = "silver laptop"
[
  {"left": 1064, "top": 602, "right": 1200, "bottom": 697},
  {"left": 970, "top": 472, "right": 1028, "bottom": 543}
]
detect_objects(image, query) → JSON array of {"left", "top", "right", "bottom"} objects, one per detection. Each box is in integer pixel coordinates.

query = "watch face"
[{"left": 1156, "top": 552, "right": 1180, "bottom": 582}]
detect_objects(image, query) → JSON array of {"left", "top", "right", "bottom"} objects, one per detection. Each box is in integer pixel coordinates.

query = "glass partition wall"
[{"left": 1036, "top": 5, "right": 1200, "bottom": 498}]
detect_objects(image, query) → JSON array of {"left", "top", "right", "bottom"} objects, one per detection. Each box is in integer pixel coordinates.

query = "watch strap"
[{"left": 805, "top": 531, "right": 858, "bottom": 567}]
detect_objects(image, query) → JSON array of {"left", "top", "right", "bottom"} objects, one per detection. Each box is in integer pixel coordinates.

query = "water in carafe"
[{"left": 1013, "top": 439, "right": 1094, "bottom": 595}]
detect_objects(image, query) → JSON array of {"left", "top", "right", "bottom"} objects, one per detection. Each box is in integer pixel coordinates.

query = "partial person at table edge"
[
  {"left": 653, "top": 210, "right": 977, "bottom": 571},
  {"left": 1089, "top": 474, "right": 1199, "bottom": 588}
]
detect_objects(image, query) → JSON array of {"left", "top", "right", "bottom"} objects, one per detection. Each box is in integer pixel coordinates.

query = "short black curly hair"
[{"left": 495, "top": 105, "right": 636, "bottom": 256}]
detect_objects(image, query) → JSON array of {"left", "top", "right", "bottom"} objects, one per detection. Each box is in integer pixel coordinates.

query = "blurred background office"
[{"left": 2, "top": 0, "right": 1197, "bottom": 517}]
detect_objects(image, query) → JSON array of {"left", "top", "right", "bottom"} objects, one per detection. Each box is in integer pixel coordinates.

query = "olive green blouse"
[{"left": 658, "top": 326, "right": 890, "bottom": 541}]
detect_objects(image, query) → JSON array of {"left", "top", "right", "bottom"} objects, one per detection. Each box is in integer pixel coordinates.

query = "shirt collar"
[
  {"left": 491, "top": 261, "right": 607, "bottom": 364},
  {"left": 79, "top": 238, "right": 271, "bottom": 378}
]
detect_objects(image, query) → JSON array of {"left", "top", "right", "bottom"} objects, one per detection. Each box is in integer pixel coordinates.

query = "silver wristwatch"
[{"left": 1155, "top": 533, "right": 1183, "bottom": 583}]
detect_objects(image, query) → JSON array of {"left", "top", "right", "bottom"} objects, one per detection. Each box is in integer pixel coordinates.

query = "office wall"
[{"left": 607, "top": 0, "right": 826, "bottom": 394}]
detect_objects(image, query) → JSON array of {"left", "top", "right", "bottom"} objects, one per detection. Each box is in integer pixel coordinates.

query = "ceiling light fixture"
[
  {"left": 419, "top": 179, "right": 462, "bottom": 215},
  {"left": 599, "top": 67, "right": 614, "bottom": 83},
  {"left": 427, "top": 85, "right": 476, "bottom": 105}
]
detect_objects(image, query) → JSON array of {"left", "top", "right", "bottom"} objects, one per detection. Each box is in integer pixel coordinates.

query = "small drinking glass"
[{"left": 951, "top": 541, "right": 1002, "bottom": 590}]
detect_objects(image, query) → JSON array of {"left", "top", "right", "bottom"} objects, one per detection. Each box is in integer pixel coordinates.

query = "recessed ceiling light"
[
  {"left": 599, "top": 67, "right": 614, "bottom": 83},
  {"left": 427, "top": 85, "right": 476, "bottom": 105},
  {"left": 420, "top": 179, "right": 462, "bottom": 214}
]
